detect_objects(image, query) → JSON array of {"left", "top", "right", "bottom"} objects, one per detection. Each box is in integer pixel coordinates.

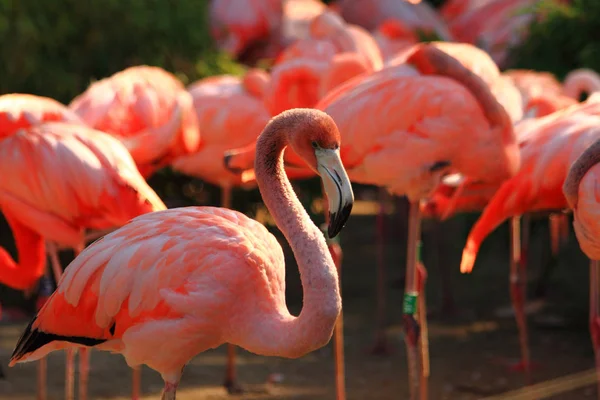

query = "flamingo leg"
[
  {"left": 589, "top": 260, "right": 600, "bottom": 399},
  {"left": 47, "top": 242, "right": 76, "bottom": 400},
  {"left": 403, "top": 200, "right": 423, "bottom": 400},
  {"left": 370, "top": 187, "right": 393, "bottom": 355},
  {"left": 220, "top": 186, "right": 244, "bottom": 394},
  {"left": 508, "top": 216, "right": 532, "bottom": 384},
  {"left": 416, "top": 245, "right": 429, "bottom": 400},
  {"left": 160, "top": 381, "right": 179, "bottom": 400},
  {"left": 330, "top": 242, "right": 346, "bottom": 400},
  {"left": 132, "top": 367, "right": 141, "bottom": 400}
]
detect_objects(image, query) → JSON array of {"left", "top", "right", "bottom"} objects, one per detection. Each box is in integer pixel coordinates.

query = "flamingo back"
[
  {"left": 0, "top": 94, "right": 82, "bottom": 139},
  {"left": 316, "top": 64, "right": 511, "bottom": 201},
  {"left": 0, "top": 122, "right": 165, "bottom": 248},
  {"left": 69, "top": 66, "right": 200, "bottom": 176},
  {"left": 171, "top": 75, "right": 270, "bottom": 187}
]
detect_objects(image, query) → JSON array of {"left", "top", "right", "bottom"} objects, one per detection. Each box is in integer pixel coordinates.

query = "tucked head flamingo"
[
  {"left": 9, "top": 108, "right": 354, "bottom": 400},
  {"left": 69, "top": 65, "right": 200, "bottom": 178},
  {"left": 0, "top": 121, "right": 166, "bottom": 400}
]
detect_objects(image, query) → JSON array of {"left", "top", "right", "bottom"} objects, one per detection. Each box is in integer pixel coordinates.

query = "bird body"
[
  {"left": 317, "top": 49, "right": 518, "bottom": 202},
  {"left": 172, "top": 72, "right": 271, "bottom": 188},
  {"left": 0, "top": 94, "right": 82, "bottom": 138},
  {"left": 0, "top": 122, "right": 165, "bottom": 290},
  {"left": 69, "top": 66, "right": 199, "bottom": 177}
]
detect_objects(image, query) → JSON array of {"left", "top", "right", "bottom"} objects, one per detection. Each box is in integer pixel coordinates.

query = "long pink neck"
[{"left": 249, "top": 120, "right": 341, "bottom": 358}]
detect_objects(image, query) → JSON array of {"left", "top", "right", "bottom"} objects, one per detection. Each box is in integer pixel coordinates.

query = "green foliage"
[
  {"left": 508, "top": 0, "right": 600, "bottom": 79},
  {"left": 0, "top": 0, "right": 243, "bottom": 104}
]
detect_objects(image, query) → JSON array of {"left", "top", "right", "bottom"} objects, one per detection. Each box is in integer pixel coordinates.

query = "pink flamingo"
[
  {"left": 69, "top": 65, "right": 200, "bottom": 178},
  {"left": 313, "top": 44, "right": 519, "bottom": 399},
  {"left": 170, "top": 69, "right": 271, "bottom": 394},
  {"left": 209, "top": 0, "right": 327, "bottom": 63},
  {"left": 264, "top": 11, "right": 383, "bottom": 116},
  {"left": 335, "top": 0, "right": 454, "bottom": 41},
  {"left": 0, "top": 121, "right": 166, "bottom": 400},
  {"left": 459, "top": 106, "right": 600, "bottom": 384},
  {"left": 563, "top": 136, "right": 600, "bottom": 398},
  {"left": 9, "top": 108, "right": 354, "bottom": 400}
]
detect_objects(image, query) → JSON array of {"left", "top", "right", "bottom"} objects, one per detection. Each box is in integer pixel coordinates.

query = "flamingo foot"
[
  {"left": 488, "top": 356, "right": 541, "bottom": 373},
  {"left": 223, "top": 379, "right": 245, "bottom": 395},
  {"left": 506, "top": 359, "right": 542, "bottom": 373}
]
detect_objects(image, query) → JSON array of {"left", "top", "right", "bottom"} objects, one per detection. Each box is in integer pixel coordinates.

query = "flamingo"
[
  {"left": 264, "top": 11, "right": 383, "bottom": 116},
  {"left": 9, "top": 108, "right": 355, "bottom": 400},
  {"left": 170, "top": 69, "right": 271, "bottom": 394},
  {"left": 209, "top": 0, "right": 326, "bottom": 63},
  {"left": 0, "top": 121, "right": 166, "bottom": 400},
  {"left": 563, "top": 136, "right": 600, "bottom": 398},
  {"left": 335, "top": 0, "right": 454, "bottom": 41},
  {"left": 69, "top": 65, "right": 200, "bottom": 178},
  {"left": 459, "top": 105, "right": 600, "bottom": 384},
  {"left": 313, "top": 43, "right": 519, "bottom": 399}
]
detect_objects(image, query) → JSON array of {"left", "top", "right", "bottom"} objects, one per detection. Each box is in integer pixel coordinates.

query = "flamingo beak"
[{"left": 316, "top": 148, "right": 354, "bottom": 238}]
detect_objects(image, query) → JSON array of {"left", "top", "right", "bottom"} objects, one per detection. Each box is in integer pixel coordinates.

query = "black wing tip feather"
[{"left": 10, "top": 317, "right": 107, "bottom": 364}]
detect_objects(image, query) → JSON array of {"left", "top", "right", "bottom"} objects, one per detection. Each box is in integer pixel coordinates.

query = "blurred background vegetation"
[{"left": 0, "top": 0, "right": 597, "bottom": 313}]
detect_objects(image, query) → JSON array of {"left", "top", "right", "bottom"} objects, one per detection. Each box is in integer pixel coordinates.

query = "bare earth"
[{"left": 0, "top": 213, "right": 596, "bottom": 400}]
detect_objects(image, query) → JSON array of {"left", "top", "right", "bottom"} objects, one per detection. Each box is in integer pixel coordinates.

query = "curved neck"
[
  {"left": 564, "top": 138, "right": 600, "bottom": 209},
  {"left": 244, "top": 120, "right": 341, "bottom": 358},
  {"left": 564, "top": 70, "right": 600, "bottom": 100}
]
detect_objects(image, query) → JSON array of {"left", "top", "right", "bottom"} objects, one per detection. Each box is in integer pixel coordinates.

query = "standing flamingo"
[
  {"left": 459, "top": 108, "right": 600, "bottom": 384},
  {"left": 313, "top": 44, "right": 519, "bottom": 399},
  {"left": 563, "top": 136, "right": 600, "bottom": 398},
  {"left": 9, "top": 108, "right": 354, "bottom": 400},
  {"left": 69, "top": 65, "right": 200, "bottom": 178},
  {"left": 0, "top": 122, "right": 166, "bottom": 400},
  {"left": 170, "top": 70, "right": 270, "bottom": 394}
]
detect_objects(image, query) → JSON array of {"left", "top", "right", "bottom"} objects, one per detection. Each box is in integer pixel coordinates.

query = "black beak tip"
[
  {"left": 223, "top": 152, "right": 244, "bottom": 174},
  {"left": 327, "top": 202, "right": 353, "bottom": 238}
]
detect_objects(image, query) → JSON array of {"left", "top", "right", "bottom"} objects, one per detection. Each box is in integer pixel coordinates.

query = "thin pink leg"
[
  {"left": 371, "top": 187, "right": 393, "bottom": 355},
  {"left": 416, "top": 247, "right": 429, "bottom": 400},
  {"left": 160, "top": 381, "right": 179, "bottom": 400},
  {"left": 329, "top": 241, "right": 346, "bottom": 400},
  {"left": 37, "top": 357, "right": 47, "bottom": 400},
  {"left": 47, "top": 243, "right": 75, "bottom": 400},
  {"left": 132, "top": 367, "right": 141, "bottom": 400},
  {"left": 589, "top": 259, "right": 600, "bottom": 399},
  {"left": 220, "top": 186, "right": 243, "bottom": 394},
  {"left": 403, "top": 201, "right": 423, "bottom": 400},
  {"left": 508, "top": 216, "right": 532, "bottom": 385}
]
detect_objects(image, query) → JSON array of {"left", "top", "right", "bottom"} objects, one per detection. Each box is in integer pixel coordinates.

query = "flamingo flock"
[{"left": 1, "top": 0, "right": 600, "bottom": 399}]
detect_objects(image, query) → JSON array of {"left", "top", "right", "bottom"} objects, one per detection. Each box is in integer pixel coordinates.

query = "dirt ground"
[{"left": 0, "top": 211, "right": 596, "bottom": 400}]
